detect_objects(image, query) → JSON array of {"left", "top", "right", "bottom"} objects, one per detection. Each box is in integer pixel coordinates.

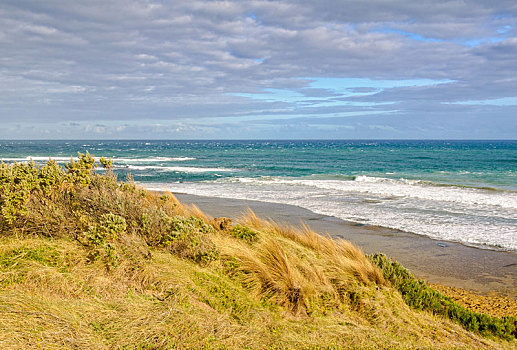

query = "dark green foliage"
[
  {"left": 65, "top": 151, "right": 96, "bottom": 185},
  {"left": 85, "top": 214, "right": 127, "bottom": 267},
  {"left": 99, "top": 157, "right": 113, "bottom": 170},
  {"left": 38, "top": 159, "right": 65, "bottom": 195},
  {"left": 0, "top": 153, "right": 100, "bottom": 228},
  {"left": 370, "top": 253, "right": 517, "bottom": 340},
  {"left": 158, "top": 216, "right": 218, "bottom": 264},
  {"left": 230, "top": 224, "right": 258, "bottom": 242},
  {"left": 0, "top": 160, "right": 40, "bottom": 225}
]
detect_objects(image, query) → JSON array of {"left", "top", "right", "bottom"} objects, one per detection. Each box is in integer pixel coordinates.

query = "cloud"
[
  {"left": 0, "top": 0, "right": 516, "bottom": 138},
  {"left": 445, "top": 96, "right": 517, "bottom": 106}
]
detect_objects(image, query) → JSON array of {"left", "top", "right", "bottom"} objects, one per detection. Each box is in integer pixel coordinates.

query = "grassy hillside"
[{"left": 0, "top": 153, "right": 515, "bottom": 349}]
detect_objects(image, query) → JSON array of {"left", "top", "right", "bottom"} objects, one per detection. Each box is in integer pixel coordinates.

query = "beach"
[
  {"left": 2, "top": 140, "right": 516, "bottom": 300},
  {"left": 174, "top": 192, "right": 517, "bottom": 301}
]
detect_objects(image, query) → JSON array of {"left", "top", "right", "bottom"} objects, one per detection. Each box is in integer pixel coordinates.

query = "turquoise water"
[{"left": 1, "top": 140, "right": 516, "bottom": 250}]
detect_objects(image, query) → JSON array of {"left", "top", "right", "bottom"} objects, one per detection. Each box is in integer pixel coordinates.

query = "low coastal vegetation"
[
  {"left": 370, "top": 254, "right": 516, "bottom": 340},
  {"left": 0, "top": 153, "right": 515, "bottom": 349}
]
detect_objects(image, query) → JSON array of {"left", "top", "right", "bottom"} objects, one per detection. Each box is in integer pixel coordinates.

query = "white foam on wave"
[
  {"left": 113, "top": 157, "right": 196, "bottom": 162},
  {"left": 234, "top": 175, "right": 517, "bottom": 210},
  {"left": 1, "top": 156, "right": 74, "bottom": 162},
  {"left": 1, "top": 156, "right": 197, "bottom": 163},
  {"left": 122, "top": 165, "right": 234, "bottom": 173},
  {"left": 151, "top": 176, "right": 517, "bottom": 251}
]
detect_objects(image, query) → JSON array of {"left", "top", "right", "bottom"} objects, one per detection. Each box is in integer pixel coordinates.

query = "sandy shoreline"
[{"left": 173, "top": 192, "right": 517, "bottom": 299}]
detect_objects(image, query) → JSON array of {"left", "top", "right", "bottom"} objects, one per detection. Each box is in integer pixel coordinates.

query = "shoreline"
[{"left": 173, "top": 192, "right": 517, "bottom": 299}]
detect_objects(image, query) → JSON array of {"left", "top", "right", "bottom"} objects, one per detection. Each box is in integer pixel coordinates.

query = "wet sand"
[{"left": 174, "top": 193, "right": 517, "bottom": 299}]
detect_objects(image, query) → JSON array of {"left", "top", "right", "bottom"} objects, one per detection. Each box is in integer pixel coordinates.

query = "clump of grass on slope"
[
  {"left": 370, "top": 253, "right": 517, "bottom": 340},
  {"left": 215, "top": 209, "right": 388, "bottom": 317}
]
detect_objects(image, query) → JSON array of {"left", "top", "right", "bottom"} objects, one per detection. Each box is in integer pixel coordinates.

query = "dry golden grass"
[
  {"left": 236, "top": 238, "right": 310, "bottom": 314},
  {"left": 1, "top": 234, "right": 511, "bottom": 350},
  {"left": 225, "top": 209, "right": 386, "bottom": 313},
  {"left": 240, "top": 209, "right": 383, "bottom": 284},
  {"left": 158, "top": 191, "right": 214, "bottom": 223},
  {"left": 430, "top": 283, "right": 517, "bottom": 319}
]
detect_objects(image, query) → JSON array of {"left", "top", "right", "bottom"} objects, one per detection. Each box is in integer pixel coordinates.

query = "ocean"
[{"left": 1, "top": 140, "right": 516, "bottom": 251}]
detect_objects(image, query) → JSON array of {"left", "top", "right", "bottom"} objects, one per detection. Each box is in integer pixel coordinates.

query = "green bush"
[
  {"left": 369, "top": 253, "right": 517, "bottom": 340},
  {"left": 230, "top": 224, "right": 257, "bottom": 242},
  {"left": 38, "top": 159, "right": 65, "bottom": 195},
  {"left": 0, "top": 160, "right": 39, "bottom": 225},
  {"left": 99, "top": 157, "right": 113, "bottom": 170},
  {"left": 0, "top": 153, "right": 220, "bottom": 269},
  {"left": 87, "top": 214, "right": 127, "bottom": 245},
  {"left": 65, "top": 151, "right": 96, "bottom": 186},
  {"left": 158, "top": 216, "right": 218, "bottom": 264},
  {"left": 84, "top": 214, "right": 127, "bottom": 268}
]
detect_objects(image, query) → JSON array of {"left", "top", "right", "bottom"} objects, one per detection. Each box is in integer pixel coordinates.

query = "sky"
[{"left": 1, "top": 0, "right": 517, "bottom": 139}]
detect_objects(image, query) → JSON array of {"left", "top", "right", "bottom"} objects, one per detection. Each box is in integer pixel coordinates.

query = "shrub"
[
  {"left": 230, "top": 224, "right": 257, "bottom": 242},
  {"left": 88, "top": 214, "right": 127, "bottom": 245},
  {"left": 158, "top": 216, "right": 218, "bottom": 264},
  {"left": 38, "top": 159, "right": 65, "bottom": 195},
  {"left": 0, "top": 160, "right": 39, "bottom": 225},
  {"left": 65, "top": 151, "right": 96, "bottom": 186},
  {"left": 370, "top": 253, "right": 517, "bottom": 340},
  {"left": 99, "top": 157, "right": 113, "bottom": 170},
  {"left": 84, "top": 214, "right": 127, "bottom": 268},
  {"left": 0, "top": 153, "right": 220, "bottom": 269}
]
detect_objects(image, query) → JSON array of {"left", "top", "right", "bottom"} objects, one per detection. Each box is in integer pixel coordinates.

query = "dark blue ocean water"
[{"left": 1, "top": 140, "right": 516, "bottom": 250}]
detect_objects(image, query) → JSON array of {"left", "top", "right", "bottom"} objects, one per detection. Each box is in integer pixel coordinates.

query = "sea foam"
[
  {"left": 123, "top": 165, "right": 234, "bottom": 173},
  {"left": 157, "top": 176, "right": 517, "bottom": 251}
]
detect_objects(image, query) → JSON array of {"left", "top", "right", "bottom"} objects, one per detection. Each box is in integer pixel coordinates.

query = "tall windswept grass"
[
  {"left": 240, "top": 209, "right": 383, "bottom": 284},
  {"left": 236, "top": 238, "right": 309, "bottom": 314},
  {"left": 240, "top": 210, "right": 384, "bottom": 282},
  {"left": 164, "top": 191, "right": 213, "bottom": 223},
  {"left": 216, "top": 209, "right": 387, "bottom": 316}
]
